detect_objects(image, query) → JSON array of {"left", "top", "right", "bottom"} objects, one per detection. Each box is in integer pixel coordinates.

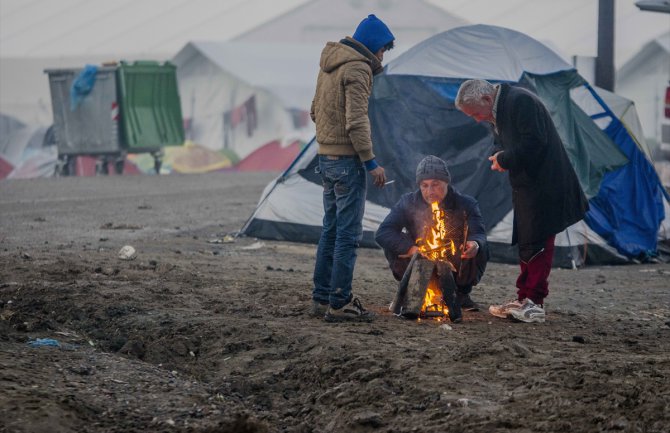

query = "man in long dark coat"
[{"left": 455, "top": 79, "right": 589, "bottom": 323}]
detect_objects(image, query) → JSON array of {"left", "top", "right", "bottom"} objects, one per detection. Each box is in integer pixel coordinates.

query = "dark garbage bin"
[{"left": 45, "top": 61, "right": 184, "bottom": 176}]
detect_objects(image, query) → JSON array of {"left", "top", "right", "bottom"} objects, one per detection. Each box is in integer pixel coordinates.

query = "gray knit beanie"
[{"left": 416, "top": 155, "right": 451, "bottom": 185}]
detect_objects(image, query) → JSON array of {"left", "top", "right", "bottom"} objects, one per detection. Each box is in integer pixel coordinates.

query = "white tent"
[
  {"left": 616, "top": 31, "right": 670, "bottom": 187},
  {"left": 0, "top": 122, "right": 57, "bottom": 179},
  {"left": 171, "top": 41, "right": 320, "bottom": 158},
  {"left": 616, "top": 31, "right": 670, "bottom": 148},
  {"left": 234, "top": 0, "right": 467, "bottom": 54}
]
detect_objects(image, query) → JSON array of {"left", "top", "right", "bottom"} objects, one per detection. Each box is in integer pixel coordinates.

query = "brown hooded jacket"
[{"left": 310, "top": 37, "right": 383, "bottom": 162}]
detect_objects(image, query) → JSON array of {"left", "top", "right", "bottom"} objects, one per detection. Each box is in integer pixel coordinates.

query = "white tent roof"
[
  {"left": 617, "top": 31, "right": 670, "bottom": 82},
  {"left": 234, "top": 0, "right": 467, "bottom": 51},
  {"left": 172, "top": 41, "right": 321, "bottom": 109},
  {"left": 385, "top": 24, "right": 574, "bottom": 81}
]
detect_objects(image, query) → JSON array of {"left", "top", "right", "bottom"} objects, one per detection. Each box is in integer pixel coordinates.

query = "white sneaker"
[
  {"left": 509, "top": 299, "right": 546, "bottom": 323},
  {"left": 489, "top": 299, "right": 523, "bottom": 318}
]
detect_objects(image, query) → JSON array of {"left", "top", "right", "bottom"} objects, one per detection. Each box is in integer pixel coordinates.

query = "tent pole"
[
  {"left": 584, "top": 83, "right": 616, "bottom": 120},
  {"left": 237, "top": 177, "right": 282, "bottom": 238},
  {"left": 595, "top": 0, "right": 615, "bottom": 91},
  {"left": 237, "top": 138, "right": 316, "bottom": 237}
]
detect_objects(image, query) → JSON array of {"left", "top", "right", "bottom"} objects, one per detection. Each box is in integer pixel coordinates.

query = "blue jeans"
[{"left": 312, "top": 155, "right": 367, "bottom": 309}]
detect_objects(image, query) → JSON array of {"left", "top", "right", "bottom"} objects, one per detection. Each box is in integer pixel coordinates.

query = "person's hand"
[
  {"left": 488, "top": 151, "right": 506, "bottom": 172},
  {"left": 369, "top": 165, "right": 386, "bottom": 187},
  {"left": 398, "top": 245, "right": 420, "bottom": 259},
  {"left": 461, "top": 241, "right": 479, "bottom": 259}
]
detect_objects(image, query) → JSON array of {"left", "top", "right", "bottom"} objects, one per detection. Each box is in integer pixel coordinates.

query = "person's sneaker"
[
  {"left": 456, "top": 293, "right": 480, "bottom": 312},
  {"left": 311, "top": 301, "right": 328, "bottom": 317},
  {"left": 509, "top": 299, "right": 546, "bottom": 323},
  {"left": 324, "top": 298, "right": 375, "bottom": 322},
  {"left": 488, "top": 299, "right": 523, "bottom": 318}
]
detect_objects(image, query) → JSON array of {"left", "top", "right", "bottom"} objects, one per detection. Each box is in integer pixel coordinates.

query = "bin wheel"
[
  {"left": 153, "top": 155, "right": 162, "bottom": 174},
  {"left": 55, "top": 157, "right": 66, "bottom": 177},
  {"left": 96, "top": 157, "right": 109, "bottom": 176},
  {"left": 59, "top": 156, "right": 75, "bottom": 176},
  {"left": 114, "top": 157, "right": 125, "bottom": 175},
  {"left": 67, "top": 157, "right": 76, "bottom": 176}
]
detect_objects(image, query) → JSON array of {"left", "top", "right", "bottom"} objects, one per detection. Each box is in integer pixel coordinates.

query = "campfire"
[
  {"left": 420, "top": 277, "right": 449, "bottom": 320},
  {"left": 416, "top": 202, "right": 467, "bottom": 320},
  {"left": 417, "top": 201, "right": 466, "bottom": 267},
  {"left": 391, "top": 201, "right": 467, "bottom": 322},
  {"left": 417, "top": 202, "right": 457, "bottom": 263}
]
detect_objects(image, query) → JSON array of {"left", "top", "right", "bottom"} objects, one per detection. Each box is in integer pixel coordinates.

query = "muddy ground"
[{"left": 1, "top": 172, "right": 669, "bottom": 433}]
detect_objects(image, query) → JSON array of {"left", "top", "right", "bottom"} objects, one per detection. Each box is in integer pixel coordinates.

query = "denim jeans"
[{"left": 312, "top": 155, "right": 367, "bottom": 309}]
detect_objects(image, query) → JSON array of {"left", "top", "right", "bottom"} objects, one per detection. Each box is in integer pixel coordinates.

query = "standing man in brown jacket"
[{"left": 310, "top": 14, "right": 395, "bottom": 322}]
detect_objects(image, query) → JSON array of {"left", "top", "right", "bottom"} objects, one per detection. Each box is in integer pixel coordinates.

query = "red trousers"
[{"left": 516, "top": 235, "right": 555, "bottom": 305}]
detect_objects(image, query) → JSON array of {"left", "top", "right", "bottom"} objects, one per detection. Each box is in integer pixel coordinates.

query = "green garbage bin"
[{"left": 116, "top": 61, "right": 185, "bottom": 154}]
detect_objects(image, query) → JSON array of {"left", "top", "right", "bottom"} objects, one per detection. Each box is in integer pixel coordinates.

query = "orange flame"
[
  {"left": 418, "top": 202, "right": 455, "bottom": 262},
  {"left": 420, "top": 278, "right": 449, "bottom": 318},
  {"left": 416, "top": 202, "right": 455, "bottom": 319}
]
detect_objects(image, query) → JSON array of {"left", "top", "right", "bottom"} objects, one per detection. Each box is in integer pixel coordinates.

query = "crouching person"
[{"left": 375, "top": 155, "right": 489, "bottom": 313}]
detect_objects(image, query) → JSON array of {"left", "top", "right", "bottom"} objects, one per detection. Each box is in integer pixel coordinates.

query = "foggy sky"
[{"left": 1, "top": 0, "right": 668, "bottom": 67}]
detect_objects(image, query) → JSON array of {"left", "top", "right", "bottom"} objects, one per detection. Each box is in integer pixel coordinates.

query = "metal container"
[{"left": 45, "top": 66, "right": 121, "bottom": 157}]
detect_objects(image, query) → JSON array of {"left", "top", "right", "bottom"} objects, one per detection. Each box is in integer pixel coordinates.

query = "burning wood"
[
  {"left": 417, "top": 202, "right": 467, "bottom": 271},
  {"left": 420, "top": 278, "right": 449, "bottom": 319},
  {"left": 392, "top": 255, "right": 460, "bottom": 321},
  {"left": 391, "top": 202, "right": 467, "bottom": 322}
]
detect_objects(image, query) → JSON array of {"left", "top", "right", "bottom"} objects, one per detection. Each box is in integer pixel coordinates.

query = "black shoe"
[
  {"left": 457, "top": 293, "right": 480, "bottom": 312},
  {"left": 311, "top": 301, "right": 328, "bottom": 317},
  {"left": 324, "top": 298, "right": 375, "bottom": 322}
]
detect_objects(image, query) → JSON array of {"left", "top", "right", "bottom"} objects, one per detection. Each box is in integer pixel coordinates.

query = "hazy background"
[
  {"left": 0, "top": 0, "right": 668, "bottom": 180},
  {"left": 1, "top": 0, "right": 667, "bottom": 65}
]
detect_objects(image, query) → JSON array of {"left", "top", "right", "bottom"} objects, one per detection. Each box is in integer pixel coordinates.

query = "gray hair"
[{"left": 454, "top": 79, "right": 496, "bottom": 110}]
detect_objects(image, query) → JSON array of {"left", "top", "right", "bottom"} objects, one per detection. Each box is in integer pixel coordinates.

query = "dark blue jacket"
[{"left": 375, "top": 186, "right": 487, "bottom": 258}]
